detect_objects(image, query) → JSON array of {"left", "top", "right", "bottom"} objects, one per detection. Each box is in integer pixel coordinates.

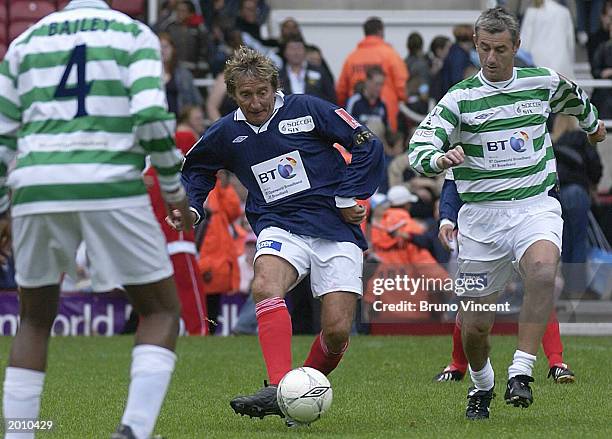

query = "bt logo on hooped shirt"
[{"left": 509, "top": 131, "right": 529, "bottom": 152}]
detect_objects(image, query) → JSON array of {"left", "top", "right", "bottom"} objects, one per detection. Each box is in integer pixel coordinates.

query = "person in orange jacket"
[
  {"left": 336, "top": 17, "right": 409, "bottom": 132},
  {"left": 197, "top": 170, "right": 243, "bottom": 334}
]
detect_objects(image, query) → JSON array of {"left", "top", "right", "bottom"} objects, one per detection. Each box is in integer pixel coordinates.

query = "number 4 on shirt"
[{"left": 54, "top": 44, "right": 92, "bottom": 118}]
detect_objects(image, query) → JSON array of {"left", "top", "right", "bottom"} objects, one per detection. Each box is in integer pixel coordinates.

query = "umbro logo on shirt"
[{"left": 232, "top": 135, "right": 249, "bottom": 143}]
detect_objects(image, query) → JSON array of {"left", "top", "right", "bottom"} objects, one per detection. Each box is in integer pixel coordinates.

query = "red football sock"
[
  {"left": 255, "top": 297, "right": 292, "bottom": 385},
  {"left": 542, "top": 311, "right": 564, "bottom": 368},
  {"left": 303, "top": 332, "right": 348, "bottom": 376},
  {"left": 450, "top": 313, "right": 468, "bottom": 373}
]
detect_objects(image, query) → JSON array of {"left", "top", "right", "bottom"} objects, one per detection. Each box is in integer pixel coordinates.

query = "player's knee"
[
  {"left": 523, "top": 261, "right": 557, "bottom": 288},
  {"left": 251, "top": 276, "right": 284, "bottom": 302},
  {"left": 323, "top": 323, "right": 350, "bottom": 353},
  {"left": 463, "top": 321, "right": 492, "bottom": 338}
]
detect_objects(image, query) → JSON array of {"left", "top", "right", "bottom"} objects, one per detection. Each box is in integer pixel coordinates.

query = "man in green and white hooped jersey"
[
  {"left": 0, "top": 1, "right": 194, "bottom": 438},
  {"left": 408, "top": 7, "right": 607, "bottom": 420}
]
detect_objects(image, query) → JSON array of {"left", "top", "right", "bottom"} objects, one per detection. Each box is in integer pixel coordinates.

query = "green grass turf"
[{"left": 0, "top": 335, "right": 611, "bottom": 438}]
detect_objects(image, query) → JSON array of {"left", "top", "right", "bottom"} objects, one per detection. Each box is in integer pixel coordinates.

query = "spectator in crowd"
[
  {"left": 197, "top": 170, "right": 243, "bottom": 334},
  {"left": 552, "top": 115, "right": 603, "bottom": 297},
  {"left": 346, "top": 66, "right": 388, "bottom": 128},
  {"left": 158, "top": 1, "right": 209, "bottom": 73},
  {"left": 337, "top": 17, "right": 409, "bottom": 132},
  {"left": 279, "top": 17, "right": 303, "bottom": 43},
  {"left": 439, "top": 24, "right": 475, "bottom": 96},
  {"left": 590, "top": 23, "right": 612, "bottom": 119},
  {"left": 176, "top": 105, "right": 207, "bottom": 148},
  {"left": 520, "top": 0, "right": 575, "bottom": 78},
  {"left": 206, "top": 31, "right": 244, "bottom": 121},
  {"left": 222, "top": 0, "right": 270, "bottom": 28},
  {"left": 155, "top": 0, "right": 179, "bottom": 31},
  {"left": 428, "top": 35, "right": 451, "bottom": 102},
  {"left": 279, "top": 35, "right": 337, "bottom": 103},
  {"left": 586, "top": 0, "right": 612, "bottom": 65},
  {"left": 306, "top": 44, "right": 335, "bottom": 85},
  {"left": 235, "top": 0, "right": 274, "bottom": 47},
  {"left": 575, "top": 0, "right": 607, "bottom": 46},
  {"left": 159, "top": 33, "right": 203, "bottom": 117},
  {"left": 404, "top": 32, "right": 431, "bottom": 117}
]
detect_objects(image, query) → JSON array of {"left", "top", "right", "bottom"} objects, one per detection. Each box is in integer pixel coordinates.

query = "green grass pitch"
[{"left": 1, "top": 335, "right": 611, "bottom": 438}]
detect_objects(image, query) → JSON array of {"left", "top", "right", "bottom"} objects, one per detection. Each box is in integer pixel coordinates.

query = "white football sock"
[
  {"left": 120, "top": 345, "right": 176, "bottom": 439},
  {"left": 469, "top": 358, "right": 494, "bottom": 391},
  {"left": 3, "top": 367, "right": 45, "bottom": 439},
  {"left": 508, "top": 350, "right": 536, "bottom": 378}
]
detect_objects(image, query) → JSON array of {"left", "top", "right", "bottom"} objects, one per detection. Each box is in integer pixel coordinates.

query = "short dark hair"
[
  {"left": 430, "top": 36, "right": 450, "bottom": 55},
  {"left": 475, "top": 6, "right": 520, "bottom": 44},
  {"left": 366, "top": 65, "right": 384, "bottom": 80},
  {"left": 363, "top": 17, "right": 383, "bottom": 36},
  {"left": 407, "top": 32, "right": 423, "bottom": 55}
]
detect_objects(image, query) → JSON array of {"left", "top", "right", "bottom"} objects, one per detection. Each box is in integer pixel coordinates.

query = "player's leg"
[
  {"left": 460, "top": 292, "right": 498, "bottom": 420},
  {"left": 543, "top": 311, "right": 575, "bottom": 383},
  {"left": 78, "top": 208, "right": 178, "bottom": 439},
  {"left": 230, "top": 226, "right": 311, "bottom": 419},
  {"left": 506, "top": 197, "right": 562, "bottom": 407},
  {"left": 112, "top": 277, "right": 180, "bottom": 439},
  {"left": 304, "top": 291, "right": 357, "bottom": 375},
  {"left": 303, "top": 238, "right": 362, "bottom": 376},
  {"left": 3, "top": 286, "right": 60, "bottom": 439},
  {"left": 229, "top": 254, "right": 298, "bottom": 419},
  {"left": 3, "top": 213, "right": 78, "bottom": 439},
  {"left": 433, "top": 313, "right": 468, "bottom": 382}
]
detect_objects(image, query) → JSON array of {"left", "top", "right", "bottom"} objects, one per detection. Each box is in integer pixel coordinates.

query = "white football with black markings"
[{"left": 277, "top": 367, "right": 333, "bottom": 424}]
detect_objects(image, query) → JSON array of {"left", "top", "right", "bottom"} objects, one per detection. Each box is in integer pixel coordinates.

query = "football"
[{"left": 276, "top": 367, "right": 333, "bottom": 424}]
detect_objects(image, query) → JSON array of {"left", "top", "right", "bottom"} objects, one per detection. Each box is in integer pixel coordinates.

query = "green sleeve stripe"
[
  {"left": 515, "top": 67, "right": 551, "bottom": 79},
  {"left": 130, "top": 77, "right": 163, "bottom": 95},
  {"left": 140, "top": 137, "right": 175, "bottom": 153},
  {"left": 550, "top": 85, "right": 573, "bottom": 109},
  {"left": 0, "top": 61, "right": 15, "bottom": 82},
  {"left": 15, "top": 150, "right": 145, "bottom": 170},
  {"left": 0, "top": 136, "right": 17, "bottom": 151},
  {"left": 155, "top": 163, "right": 183, "bottom": 176},
  {"left": 0, "top": 96, "right": 21, "bottom": 121},
  {"left": 438, "top": 105, "right": 459, "bottom": 127}
]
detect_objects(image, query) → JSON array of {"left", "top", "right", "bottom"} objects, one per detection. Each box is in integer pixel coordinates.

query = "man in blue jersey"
[{"left": 169, "top": 46, "right": 384, "bottom": 424}]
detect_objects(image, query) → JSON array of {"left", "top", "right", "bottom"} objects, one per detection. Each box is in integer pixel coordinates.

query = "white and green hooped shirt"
[
  {"left": 408, "top": 67, "right": 599, "bottom": 202},
  {"left": 0, "top": 0, "right": 182, "bottom": 217}
]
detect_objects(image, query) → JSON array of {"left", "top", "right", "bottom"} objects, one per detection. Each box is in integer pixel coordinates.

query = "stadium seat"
[
  {"left": 0, "top": 4, "right": 7, "bottom": 45},
  {"left": 9, "top": 1, "right": 56, "bottom": 22},
  {"left": 9, "top": 20, "right": 35, "bottom": 41},
  {"left": 113, "top": 0, "right": 146, "bottom": 18},
  {"left": 0, "top": 43, "right": 6, "bottom": 60},
  {"left": 57, "top": 0, "right": 70, "bottom": 10}
]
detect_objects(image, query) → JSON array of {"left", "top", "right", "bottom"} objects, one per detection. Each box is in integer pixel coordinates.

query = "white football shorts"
[
  {"left": 254, "top": 226, "right": 363, "bottom": 297},
  {"left": 456, "top": 193, "right": 563, "bottom": 297},
  {"left": 12, "top": 206, "right": 173, "bottom": 292}
]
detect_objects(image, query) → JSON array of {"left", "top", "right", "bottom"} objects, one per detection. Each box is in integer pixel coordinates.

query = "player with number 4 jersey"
[{"left": 0, "top": 2, "right": 190, "bottom": 439}]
